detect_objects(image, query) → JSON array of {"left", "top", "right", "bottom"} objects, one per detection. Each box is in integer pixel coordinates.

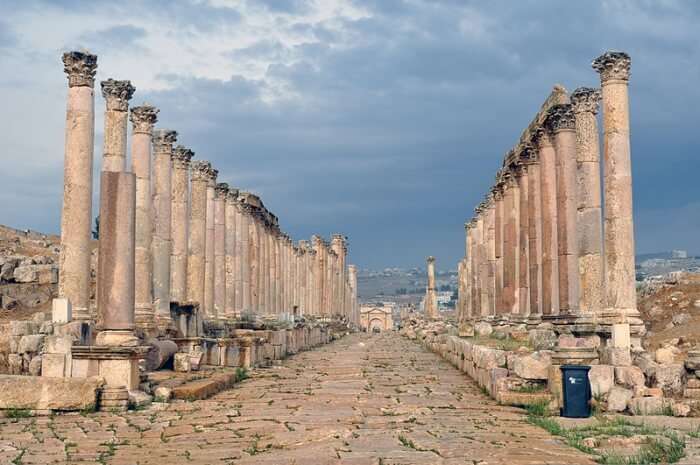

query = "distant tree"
[{"left": 92, "top": 215, "right": 100, "bottom": 240}]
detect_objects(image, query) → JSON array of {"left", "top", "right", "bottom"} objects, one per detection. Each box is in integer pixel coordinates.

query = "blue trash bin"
[{"left": 560, "top": 365, "right": 591, "bottom": 418}]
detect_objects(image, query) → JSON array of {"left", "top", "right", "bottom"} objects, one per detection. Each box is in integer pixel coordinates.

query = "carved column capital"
[
  {"left": 592, "top": 51, "right": 631, "bottom": 83},
  {"left": 226, "top": 187, "right": 240, "bottom": 203},
  {"left": 215, "top": 182, "right": 229, "bottom": 199},
  {"left": 172, "top": 145, "right": 194, "bottom": 169},
  {"left": 101, "top": 79, "right": 135, "bottom": 111},
  {"left": 130, "top": 105, "right": 159, "bottom": 134},
  {"left": 427, "top": 256, "right": 435, "bottom": 264},
  {"left": 152, "top": 129, "right": 178, "bottom": 152},
  {"left": 62, "top": 51, "right": 97, "bottom": 88},
  {"left": 570, "top": 87, "right": 601, "bottom": 115},
  {"left": 191, "top": 160, "right": 212, "bottom": 181},
  {"left": 519, "top": 142, "right": 538, "bottom": 164},
  {"left": 545, "top": 104, "right": 576, "bottom": 132},
  {"left": 207, "top": 168, "right": 219, "bottom": 185},
  {"left": 532, "top": 125, "right": 553, "bottom": 148}
]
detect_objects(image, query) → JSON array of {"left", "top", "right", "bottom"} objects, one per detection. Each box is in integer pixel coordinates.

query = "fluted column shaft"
[{"left": 59, "top": 51, "right": 97, "bottom": 320}]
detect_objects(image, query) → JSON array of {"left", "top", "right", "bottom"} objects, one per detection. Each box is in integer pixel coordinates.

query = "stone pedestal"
[{"left": 96, "top": 171, "right": 138, "bottom": 347}]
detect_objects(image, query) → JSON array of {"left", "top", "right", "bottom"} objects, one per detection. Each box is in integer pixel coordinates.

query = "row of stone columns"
[
  {"left": 58, "top": 50, "right": 361, "bottom": 341},
  {"left": 457, "top": 51, "right": 640, "bottom": 332}
]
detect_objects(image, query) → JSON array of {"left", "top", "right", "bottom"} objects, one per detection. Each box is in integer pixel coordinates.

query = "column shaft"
[
  {"left": 213, "top": 183, "right": 227, "bottom": 319},
  {"left": 537, "top": 129, "right": 560, "bottom": 315},
  {"left": 170, "top": 146, "right": 192, "bottom": 305},
  {"left": 187, "top": 161, "right": 210, "bottom": 311},
  {"left": 59, "top": 51, "right": 97, "bottom": 320}
]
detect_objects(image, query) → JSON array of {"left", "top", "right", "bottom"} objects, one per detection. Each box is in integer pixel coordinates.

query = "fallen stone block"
[
  {"left": 0, "top": 375, "right": 103, "bottom": 411},
  {"left": 144, "top": 340, "right": 179, "bottom": 371},
  {"left": 589, "top": 365, "right": 614, "bottom": 397},
  {"left": 511, "top": 352, "right": 551, "bottom": 380},
  {"left": 606, "top": 386, "right": 633, "bottom": 412}
]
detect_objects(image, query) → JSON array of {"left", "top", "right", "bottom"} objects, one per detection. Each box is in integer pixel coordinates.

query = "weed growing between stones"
[{"left": 525, "top": 401, "right": 686, "bottom": 464}]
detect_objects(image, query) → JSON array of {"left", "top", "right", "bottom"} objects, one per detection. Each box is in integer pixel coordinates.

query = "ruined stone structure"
[
  {"left": 424, "top": 256, "right": 439, "bottom": 319},
  {"left": 457, "top": 51, "right": 641, "bottom": 360},
  {"left": 9, "top": 50, "right": 362, "bottom": 412}
]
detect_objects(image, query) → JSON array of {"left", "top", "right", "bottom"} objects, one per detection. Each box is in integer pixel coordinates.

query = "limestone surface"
[{"left": 0, "top": 333, "right": 594, "bottom": 464}]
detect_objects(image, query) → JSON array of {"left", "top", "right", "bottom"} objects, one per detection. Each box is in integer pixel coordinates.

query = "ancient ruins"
[
  {"left": 0, "top": 50, "right": 359, "bottom": 412},
  {"left": 404, "top": 51, "right": 700, "bottom": 421}
]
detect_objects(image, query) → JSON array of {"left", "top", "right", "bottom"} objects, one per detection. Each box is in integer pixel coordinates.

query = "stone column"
[
  {"left": 502, "top": 171, "right": 519, "bottom": 316},
  {"left": 130, "top": 105, "right": 159, "bottom": 329},
  {"left": 59, "top": 51, "right": 98, "bottom": 320},
  {"left": 493, "top": 182, "right": 505, "bottom": 315},
  {"left": 348, "top": 265, "right": 357, "bottom": 323},
  {"left": 271, "top": 232, "right": 279, "bottom": 316},
  {"left": 100, "top": 79, "right": 134, "bottom": 173},
  {"left": 535, "top": 127, "right": 560, "bottom": 316},
  {"left": 225, "top": 188, "right": 238, "bottom": 319},
  {"left": 96, "top": 170, "right": 137, "bottom": 346},
  {"left": 186, "top": 161, "right": 210, "bottom": 310},
  {"left": 571, "top": 87, "right": 604, "bottom": 315},
  {"left": 203, "top": 168, "right": 218, "bottom": 318},
  {"left": 331, "top": 235, "right": 346, "bottom": 318},
  {"left": 237, "top": 203, "right": 251, "bottom": 314},
  {"left": 425, "top": 256, "right": 439, "bottom": 319},
  {"left": 546, "top": 104, "right": 579, "bottom": 315},
  {"left": 517, "top": 161, "right": 530, "bottom": 316},
  {"left": 524, "top": 145, "right": 543, "bottom": 318},
  {"left": 213, "top": 183, "right": 228, "bottom": 319},
  {"left": 152, "top": 129, "right": 178, "bottom": 327},
  {"left": 477, "top": 209, "right": 488, "bottom": 317},
  {"left": 262, "top": 225, "right": 271, "bottom": 315},
  {"left": 593, "top": 51, "right": 639, "bottom": 320},
  {"left": 170, "top": 146, "right": 193, "bottom": 306},
  {"left": 249, "top": 214, "right": 260, "bottom": 314},
  {"left": 312, "top": 236, "right": 324, "bottom": 316},
  {"left": 486, "top": 201, "right": 497, "bottom": 316},
  {"left": 464, "top": 223, "right": 473, "bottom": 319}
]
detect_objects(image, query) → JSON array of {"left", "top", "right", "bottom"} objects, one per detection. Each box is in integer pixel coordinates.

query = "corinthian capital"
[
  {"left": 191, "top": 160, "right": 212, "bottom": 182},
  {"left": 532, "top": 125, "right": 553, "bottom": 148},
  {"left": 62, "top": 51, "right": 98, "bottom": 88},
  {"left": 592, "top": 51, "right": 631, "bottom": 83},
  {"left": 130, "top": 105, "right": 159, "bottom": 134},
  {"left": 152, "top": 129, "right": 178, "bottom": 152},
  {"left": 519, "top": 142, "right": 538, "bottom": 164},
  {"left": 226, "top": 187, "right": 239, "bottom": 203},
  {"left": 172, "top": 145, "right": 194, "bottom": 169},
  {"left": 570, "top": 87, "right": 601, "bottom": 115},
  {"left": 101, "top": 79, "right": 135, "bottom": 111},
  {"left": 545, "top": 104, "right": 576, "bottom": 132},
  {"left": 215, "top": 182, "right": 229, "bottom": 198}
]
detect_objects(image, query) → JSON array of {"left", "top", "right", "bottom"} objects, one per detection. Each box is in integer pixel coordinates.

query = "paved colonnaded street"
[{"left": 0, "top": 333, "right": 595, "bottom": 465}]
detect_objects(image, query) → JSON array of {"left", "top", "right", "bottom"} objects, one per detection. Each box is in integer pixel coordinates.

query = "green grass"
[
  {"left": 235, "top": 367, "right": 249, "bottom": 382},
  {"left": 525, "top": 404, "right": 686, "bottom": 464},
  {"left": 5, "top": 409, "right": 32, "bottom": 419},
  {"left": 512, "top": 384, "right": 546, "bottom": 394}
]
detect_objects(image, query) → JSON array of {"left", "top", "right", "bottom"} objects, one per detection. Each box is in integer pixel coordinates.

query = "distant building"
[
  {"left": 672, "top": 250, "right": 688, "bottom": 259},
  {"left": 360, "top": 304, "right": 394, "bottom": 333}
]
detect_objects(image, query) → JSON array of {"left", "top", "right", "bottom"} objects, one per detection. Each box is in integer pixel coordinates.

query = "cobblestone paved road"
[{"left": 0, "top": 333, "right": 595, "bottom": 464}]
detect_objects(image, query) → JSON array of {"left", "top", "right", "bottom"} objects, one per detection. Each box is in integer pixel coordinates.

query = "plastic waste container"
[{"left": 560, "top": 365, "right": 591, "bottom": 418}]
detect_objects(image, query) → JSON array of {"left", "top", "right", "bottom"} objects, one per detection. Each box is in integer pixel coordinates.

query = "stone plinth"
[
  {"left": 96, "top": 171, "right": 137, "bottom": 346},
  {"left": 72, "top": 345, "right": 149, "bottom": 392}
]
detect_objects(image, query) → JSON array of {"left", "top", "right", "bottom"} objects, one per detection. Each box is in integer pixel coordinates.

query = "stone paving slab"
[{"left": 0, "top": 333, "right": 595, "bottom": 464}]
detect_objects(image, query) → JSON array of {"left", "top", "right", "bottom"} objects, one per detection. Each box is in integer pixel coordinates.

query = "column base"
[{"left": 96, "top": 330, "right": 139, "bottom": 347}]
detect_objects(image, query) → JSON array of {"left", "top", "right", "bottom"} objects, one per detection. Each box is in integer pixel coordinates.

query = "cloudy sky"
[{"left": 1, "top": 0, "right": 699, "bottom": 270}]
